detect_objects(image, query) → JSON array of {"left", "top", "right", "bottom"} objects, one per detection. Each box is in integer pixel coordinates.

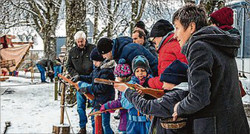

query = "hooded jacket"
[
  {"left": 177, "top": 26, "right": 249, "bottom": 134},
  {"left": 112, "top": 36, "right": 158, "bottom": 76}
]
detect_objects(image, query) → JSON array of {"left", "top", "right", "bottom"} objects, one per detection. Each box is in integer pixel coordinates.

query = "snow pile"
[{"left": 0, "top": 75, "right": 119, "bottom": 133}]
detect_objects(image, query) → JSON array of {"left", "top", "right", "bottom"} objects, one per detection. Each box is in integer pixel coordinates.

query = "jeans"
[
  {"left": 53, "top": 65, "right": 62, "bottom": 77},
  {"left": 91, "top": 109, "right": 114, "bottom": 134},
  {"left": 77, "top": 82, "right": 92, "bottom": 128},
  {"left": 36, "top": 64, "right": 46, "bottom": 82}
]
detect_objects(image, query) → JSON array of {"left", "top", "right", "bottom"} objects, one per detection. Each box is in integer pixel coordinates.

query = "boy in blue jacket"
[
  {"left": 79, "top": 48, "right": 115, "bottom": 134},
  {"left": 116, "top": 60, "right": 189, "bottom": 134},
  {"left": 121, "top": 55, "right": 152, "bottom": 134}
]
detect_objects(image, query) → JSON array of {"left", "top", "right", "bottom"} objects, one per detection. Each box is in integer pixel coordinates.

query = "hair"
[
  {"left": 133, "top": 29, "right": 146, "bottom": 39},
  {"left": 172, "top": 4, "right": 208, "bottom": 31},
  {"left": 74, "top": 31, "right": 86, "bottom": 41}
]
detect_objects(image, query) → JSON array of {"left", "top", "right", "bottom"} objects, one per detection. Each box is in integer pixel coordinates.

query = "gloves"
[
  {"left": 100, "top": 105, "right": 106, "bottom": 112},
  {"left": 71, "top": 75, "right": 80, "bottom": 82},
  {"left": 100, "top": 102, "right": 115, "bottom": 113},
  {"left": 79, "top": 87, "right": 88, "bottom": 93}
]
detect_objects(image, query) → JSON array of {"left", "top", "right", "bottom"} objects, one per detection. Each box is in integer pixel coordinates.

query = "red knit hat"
[{"left": 210, "top": 7, "right": 233, "bottom": 26}]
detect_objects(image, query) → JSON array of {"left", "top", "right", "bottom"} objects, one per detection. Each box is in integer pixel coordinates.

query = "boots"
[{"left": 78, "top": 127, "right": 86, "bottom": 134}]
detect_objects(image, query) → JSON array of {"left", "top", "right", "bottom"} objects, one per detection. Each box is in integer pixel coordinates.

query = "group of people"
[{"left": 58, "top": 4, "right": 248, "bottom": 134}]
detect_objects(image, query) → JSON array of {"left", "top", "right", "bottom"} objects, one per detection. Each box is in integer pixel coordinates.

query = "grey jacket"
[{"left": 178, "top": 26, "right": 249, "bottom": 134}]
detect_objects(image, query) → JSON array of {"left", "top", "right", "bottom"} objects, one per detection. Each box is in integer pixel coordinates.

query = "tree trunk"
[
  {"left": 107, "top": 0, "right": 113, "bottom": 38},
  {"left": 93, "top": 0, "right": 99, "bottom": 44},
  {"left": 66, "top": 0, "right": 87, "bottom": 51}
]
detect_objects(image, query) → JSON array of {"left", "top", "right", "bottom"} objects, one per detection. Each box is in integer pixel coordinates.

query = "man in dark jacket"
[
  {"left": 171, "top": 4, "right": 249, "bottom": 134},
  {"left": 66, "top": 31, "right": 95, "bottom": 134},
  {"left": 96, "top": 37, "right": 158, "bottom": 76},
  {"left": 132, "top": 29, "right": 158, "bottom": 57},
  {"left": 36, "top": 59, "right": 54, "bottom": 83}
]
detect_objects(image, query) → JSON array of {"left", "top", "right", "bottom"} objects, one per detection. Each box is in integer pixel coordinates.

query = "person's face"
[
  {"left": 102, "top": 51, "right": 112, "bottom": 60},
  {"left": 134, "top": 68, "right": 147, "bottom": 80},
  {"left": 93, "top": 60, "right": 102, "bottom": 67},
  {"left": 75, "top": 38, "right": 86, "bottom": 49},
  {"left": 162, "top": 82, "right": 176, "bottom": 90},
  {"left": 132, "top": 32, "right": 144, "bottom": 45},
  {"left": 174, "top": 19, "right": 195, "bottom": 48},
  {"left": 151, "top": 37, "right": 162, "bottom": 50}
]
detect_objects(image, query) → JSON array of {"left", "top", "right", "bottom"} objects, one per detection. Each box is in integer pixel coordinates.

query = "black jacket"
[
  {"left": 66, "top": 43, "right": 95, "bottom": 76},
  {"left": 178, "top": 26, "right": 249, "bottom": 134},
  {"left": 124, "top": 83, "right": 189, "bottom": 134},
  {"left": 79, "top": 60, "right": 116, "bottom": 108},
  {"left": 143, "top": 41, "right": 158, "bottom": 58}
]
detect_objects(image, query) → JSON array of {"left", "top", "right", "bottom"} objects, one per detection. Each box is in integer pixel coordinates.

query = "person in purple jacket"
[{"left": 100, "top": 58, "right": 132, "bottom": 133}]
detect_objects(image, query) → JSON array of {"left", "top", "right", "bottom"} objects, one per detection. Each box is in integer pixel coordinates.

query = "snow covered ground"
[
  {"left": 1, "top": 71, "right": 249, "bottom": 133},
  {"left": 0, "top": 72, "right": 119, "bottom": 133}
]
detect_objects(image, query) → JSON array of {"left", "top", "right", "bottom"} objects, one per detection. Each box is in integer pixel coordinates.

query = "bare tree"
[
  {"left": 130, "top": 0, "right": 146, "bottom": 35},
  {"left": 0, "top": 0, "right": 62, "bottom": 60},
  {"left": 66, "top": 0, "right": 87, "bottom": 50}
]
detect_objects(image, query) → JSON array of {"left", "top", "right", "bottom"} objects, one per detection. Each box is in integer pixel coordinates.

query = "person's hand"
[
  {"left": 100, "top": 105, "right": 106, "bottom": 112},
  {"left": 114, "top": 83, "right": 129, "bottom": 92},
  {"left": 172, "top": 102, "right": 180, "bottom": 121},
  {"left": 71, "top": 75, "right": 80, "bottom": 82},
  {"left": 135, "top": 88, "right": 144, "bottom": 95}
]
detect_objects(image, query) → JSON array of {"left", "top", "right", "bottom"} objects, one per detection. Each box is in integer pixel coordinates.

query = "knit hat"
[
  {"left": 210, "top": 7, "right": 233, "bottom": 26},
  {"left": 90, "top": 47, "right": 105, "bottom": 61},
  {"left": 135, "top": 21, "right": 146, "bottom": 30},
  {"left": 114, "top": 59, "right": 132, "bottom": 77},
  {"left": 149, "top": 19, "right": 174, "bottom": 37},
  {"left": 132, "top": 55, "right": 150, "bottom": 73},
  {"left": 97, "top": 37, "right": 113, "bottom": 54},
  {"left": 160, "top": 60, "right": 188, "bottom": 85}
]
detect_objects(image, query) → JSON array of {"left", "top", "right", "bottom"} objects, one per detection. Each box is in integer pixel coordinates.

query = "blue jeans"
[
  {"left": 36, "top": 64, "right": 46, "bottom": 82},
  {"left": 91, "top": 109, "right": 114, "bottom": 134},
  {"left": 77, "top": 82, "right": 92, "bottom": 128},
  {"left": 53, "top": 65, "right": 62, "bottom": 77}
]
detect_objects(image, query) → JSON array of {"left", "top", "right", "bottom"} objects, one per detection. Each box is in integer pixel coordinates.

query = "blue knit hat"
[
  {"left": 90, "top": 47, "right": 105, "bottom": 61},
  {"left": 160, "top": 60, "right": 188, "bottom": 85},
  {"left": 132, "top": 55, "right": 150, "bottom": 73}
]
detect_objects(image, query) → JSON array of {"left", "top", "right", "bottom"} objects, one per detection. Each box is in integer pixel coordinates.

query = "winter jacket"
[
  {"left": 121, "top": 76, "right": 151, "bottom": 134},
  {"left": 143, "top": 41, "right": 158, "bottom": 58},
  {"left": 112, "top": 36, "right": 158, "bottom": 76},
  {"left": 124, "top": 82, "right": 189, "bottom": 134},
  {"left": 148, "top": 33, "right": 188, "bottom": 89},
  {"left": 79, "top": 60, "right": 116, "bottom": 109},
  {"left": 66, "top": 43, "right": 95, "bottom": 76},
  {"left": 104, "top": 91, "right": 128, "bottom": 131},
  {"left": 178, "top": 26, "right": 249, "bottom": 134},
  {"left": 37, "top": 59, "right": 54, "bottom": 72}
]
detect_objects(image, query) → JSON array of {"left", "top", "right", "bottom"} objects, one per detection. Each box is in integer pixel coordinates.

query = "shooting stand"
[{"left": 52, "top": 82, "right": 70, "bottom": 134}]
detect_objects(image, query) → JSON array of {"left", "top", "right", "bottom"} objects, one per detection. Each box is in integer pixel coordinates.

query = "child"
[
  {"left": 78, "top": 48, "right": 115, "bottom": 134},
  {"left": 100, "top": 58, "right": 131, "bottom": 133},
  {"left": 115, "top": 60, "right": 189, "bottom": 134},
  {"left": 121, "top": 55, "right": 152, "bottom": 134}
]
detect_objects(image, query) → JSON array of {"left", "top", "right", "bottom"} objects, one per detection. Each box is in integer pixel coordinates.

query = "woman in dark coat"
[{"left": 171, "top": 4, "right": 249, "bottom": 134}]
